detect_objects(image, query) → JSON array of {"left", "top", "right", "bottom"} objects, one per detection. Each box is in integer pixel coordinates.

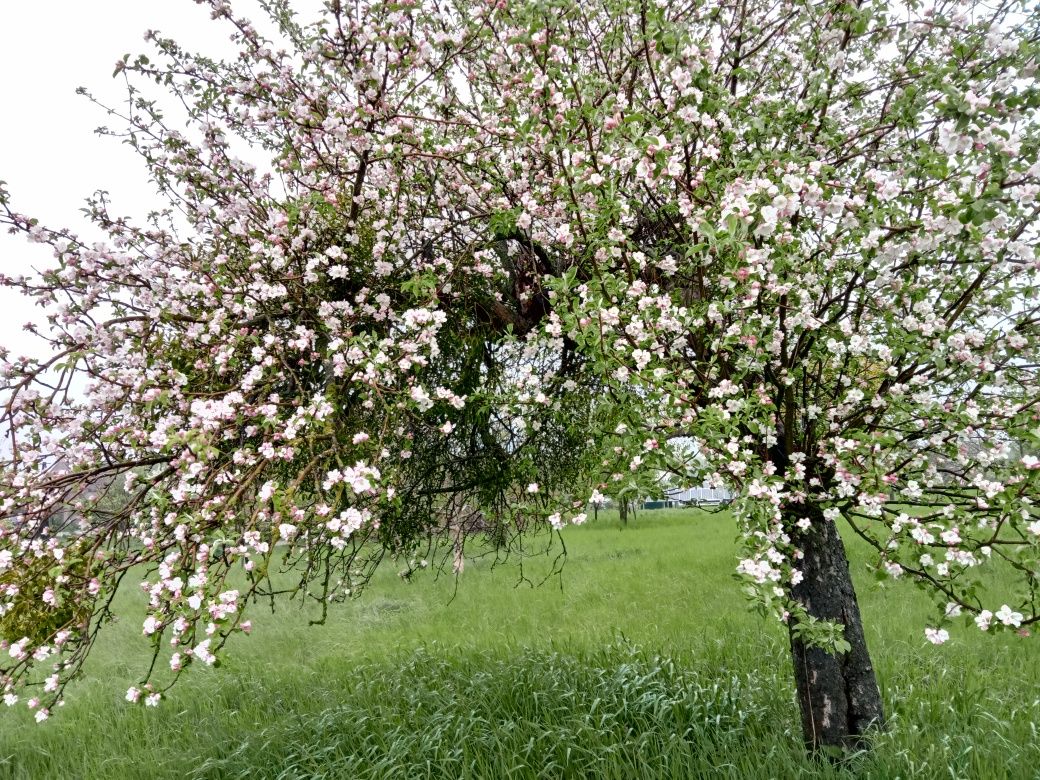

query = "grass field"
[{"left": 0, "top": 509, "right": 1037, "bottom": 779}]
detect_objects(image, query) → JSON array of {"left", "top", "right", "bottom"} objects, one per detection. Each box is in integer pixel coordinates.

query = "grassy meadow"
[{"left": 0, "top": 509, "right": 1037, "bottom": 779}]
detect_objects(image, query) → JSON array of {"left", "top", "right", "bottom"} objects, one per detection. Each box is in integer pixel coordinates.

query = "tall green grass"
[{"left": 0, "top": 510, "right": 1036, "bottom": 779}]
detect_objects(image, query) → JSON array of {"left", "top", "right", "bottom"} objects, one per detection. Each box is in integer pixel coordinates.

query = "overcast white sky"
[{"left": 0, "top": 1, "right": 319, "bottom": 359}]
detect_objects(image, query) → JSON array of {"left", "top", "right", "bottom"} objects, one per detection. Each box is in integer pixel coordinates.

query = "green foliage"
[{"left": 0, "top": 557, "right": 92, "bottom": 651}]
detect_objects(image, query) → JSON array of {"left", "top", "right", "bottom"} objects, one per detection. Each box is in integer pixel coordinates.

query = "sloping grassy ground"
[{"left": 0, "top": 509, "right": 1036, "bottom": 779}]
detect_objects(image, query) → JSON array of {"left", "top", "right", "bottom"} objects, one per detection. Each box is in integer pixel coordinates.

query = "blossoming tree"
[{"left": 1, "top": 0, "right": 1038, "bottom": 751}]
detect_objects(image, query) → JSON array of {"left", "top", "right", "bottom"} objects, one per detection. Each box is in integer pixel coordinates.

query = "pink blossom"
[{"left": 925, "top": 628, "right": 950, "bottom": 645}]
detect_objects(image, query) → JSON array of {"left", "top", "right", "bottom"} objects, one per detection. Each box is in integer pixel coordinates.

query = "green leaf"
[{"left": 488, "top": 209, "right": 518, "bottom": 237}]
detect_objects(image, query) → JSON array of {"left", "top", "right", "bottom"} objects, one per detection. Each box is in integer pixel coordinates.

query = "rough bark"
[{"left": 788, "top": 505, "right": 884, "bottom": 751}]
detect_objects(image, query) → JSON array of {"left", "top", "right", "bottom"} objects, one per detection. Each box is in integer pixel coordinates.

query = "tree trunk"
[{"left": 787, "top": 505, "right": 884, "bottom": 752}]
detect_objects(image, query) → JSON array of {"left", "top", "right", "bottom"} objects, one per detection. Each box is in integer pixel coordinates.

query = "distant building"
[{"left": 644, "top": 486, "right": 732, "bottom": 509}]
